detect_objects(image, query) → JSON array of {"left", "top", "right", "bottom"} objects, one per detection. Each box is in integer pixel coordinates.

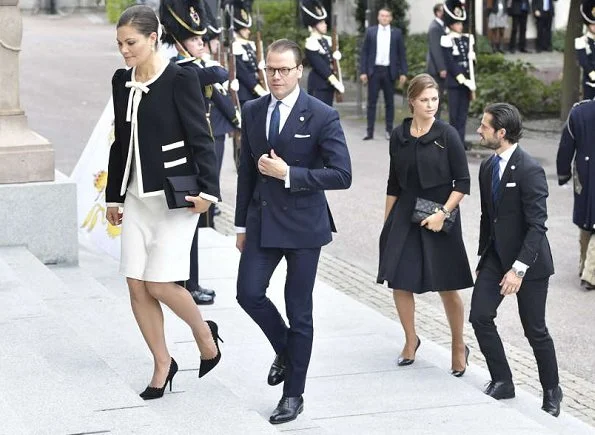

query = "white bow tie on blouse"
[{"left": 125, "top": 80, "right": 150, "bottom": 123}]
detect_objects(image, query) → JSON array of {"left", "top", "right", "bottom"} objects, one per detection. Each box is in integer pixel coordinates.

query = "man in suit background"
[
  {"left": 471, "top": 103, "right": 562, "bottom": 417},
  {"left": 533, "top": 0, "right": 557, "bottom": 52},
  {"left": 426, "top": 2, "right": 447, "bottom": 119},
  {"left": 508, "top": 0, "right": 531, "bottom": 53},
  {"left": 359, "top": 7, "right": 408, "bottom": 140},
  {"left": 235, "top": 39, "right": 352, "bottom": 424}
]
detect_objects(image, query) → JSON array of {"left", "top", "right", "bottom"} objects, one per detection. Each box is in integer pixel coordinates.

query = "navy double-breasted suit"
[{"left": 235, "top": 88, "right": 351, "bottom": 397}]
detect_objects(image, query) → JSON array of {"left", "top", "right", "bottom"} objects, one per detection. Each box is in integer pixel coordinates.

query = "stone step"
[
  {"left": 1, "top": 246, "right": 280, "bottom": 434},
  {"left": 0, "top": 247, "right": 176, "bottom": 434}
]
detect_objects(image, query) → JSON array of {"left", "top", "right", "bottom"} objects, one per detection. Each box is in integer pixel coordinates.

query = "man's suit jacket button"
[
  {"left": 295, "top": 160, "right": 300, "bottom": 164},
  {"left": 282, "top": 206, "right": 288, "bottom": 211},
  {"left": 586, "top": 156, "right": 590, "bottom": 161},
  {"left": 493, "top": 218, "right": 498, "bottom": 223},
  {"left": 262, "top": 177, "right": 267, "bottom": 183},
  {"left": 262, "top": 200, "right": 267, "bottom": 206}
]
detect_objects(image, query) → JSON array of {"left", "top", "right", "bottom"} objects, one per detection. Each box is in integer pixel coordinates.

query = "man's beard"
[{"left": 480, "top": 137, "right": 500, "bottom": 151}]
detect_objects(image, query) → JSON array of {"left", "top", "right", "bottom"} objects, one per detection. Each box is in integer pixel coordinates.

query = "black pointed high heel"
[
  {"left": 139, "top": 357, "right": 178, "bottom": 400},
  {"left": 199, "top": 320, "right": 223, "bottom": 378},
  {"left": 451, "top": 345, "right": 470, "bottom": 377},
  {"left": 397, "top": 336, "right": 421, "bottom": 366}
]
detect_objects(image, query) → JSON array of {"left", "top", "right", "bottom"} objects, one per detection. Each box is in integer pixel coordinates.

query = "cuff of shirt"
[
  {"left": 199, "top": 192, "right": 219, "bottom": 203},
  {"left": 235, "top": 226, "right": 246, "bottom": 234},
  {"left": 284, "top": 166, "right": 291, "bottom": 188},
  {"left": 106, "top": 202, "right": 124, "bottom": 208},
  {"left": 513, "top": 260, "right": 529, "bottom": 273}
]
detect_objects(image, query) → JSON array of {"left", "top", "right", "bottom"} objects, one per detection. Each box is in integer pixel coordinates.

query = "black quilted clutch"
[{"left": 411, "top": 197, "right": 459, "bottom": 233}]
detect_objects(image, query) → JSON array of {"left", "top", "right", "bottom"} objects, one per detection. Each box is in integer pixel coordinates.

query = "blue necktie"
[
  {"left": 268, "top": 100, "right": 281, "bottom": 148},
  {"left": 491, "top": 154, "right": 501, "bottom": 205},
  {"left": 543, "top": 0, "right": 550, "bottom": 11}
]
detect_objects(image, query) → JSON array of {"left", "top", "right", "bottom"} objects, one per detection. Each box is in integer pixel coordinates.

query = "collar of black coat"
[{"left": 393, "top": 118, "right": 450, "bottom": 147}]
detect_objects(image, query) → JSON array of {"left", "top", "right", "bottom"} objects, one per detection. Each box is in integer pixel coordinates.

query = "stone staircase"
[{"left": 1, "top": 230, "right": 594, "bottom": 434}]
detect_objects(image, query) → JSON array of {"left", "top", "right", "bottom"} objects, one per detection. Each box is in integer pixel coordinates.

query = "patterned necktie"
[
  {"left": 491, "top": 154, "right": 502, "bottom": 205},
  {"left": 268, "top": 100, "right": 281, "bottom": 148}
]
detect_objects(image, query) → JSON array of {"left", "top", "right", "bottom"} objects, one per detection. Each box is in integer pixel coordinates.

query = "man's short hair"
[
  {"left": 484, "top": 103, "right": 524, "bottom": 144},
  {"left": 378, "top": 7, "right": 392, "bottom": 15},
  {"left": 267, "top": 39, "right": 303, "bottom": 65},
  {"left": 433, "top": 3, "right": 443, "bottom": 15}
]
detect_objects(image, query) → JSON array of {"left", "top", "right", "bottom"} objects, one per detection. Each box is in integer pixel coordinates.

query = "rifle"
[
  {"left": 255, "top": 7, "right": 269, "bottom": 92},
  {"left": 216, "top": 0, "right": 226, "bottom": 68},
  {"left": 226, "top": 3, "right": 242, "bottom": 171},
  {"left": 331, "top": 14, "right": 343, "bottom": 103},
  {"left": 467, "top": 33, "right": 476, "bottom": 101}
]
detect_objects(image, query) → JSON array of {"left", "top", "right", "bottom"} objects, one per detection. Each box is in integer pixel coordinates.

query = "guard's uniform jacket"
[
  {"left": 304, "top": 33, "right": 335, "bottom": 105},
  {"left": 233, "top": 37, "right": 264, "bottom": 104}
]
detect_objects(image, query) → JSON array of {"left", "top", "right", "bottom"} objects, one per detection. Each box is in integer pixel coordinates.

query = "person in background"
[
  {"left": 301, "top": 0, "right": 344, "bottom": 106},
  {"left": 533, "top": 0, "right": 557, "bottom": 53},
  {"left": 226, "top": 0, "right": 269, "bottom": 106},
  {"left": 359, "top": 7, "right": 408, "bottom": 141},
  {"left": 487, "top": 0, "right": 508, "bottom": 53},
  {"left": 426, "top": 2, "right": 447, "bottom": 120},
  {"left": 441, "top": 0, "right": 476, "bottom": 149},
  {"left": 576, "top": 0, "right": 595, "bottom": 100},
  {"left": 472, "top": 102, "right": 561, "bottom": 417},
  {"left": 377, "top": 73, "right": 472, "bottom": 378},
  {"left": 106, "top": 5, "right": 222, "bottom": 400},
  {"left": 557, "top": 98, "right": 595, "bottom": 290},
  {"left": 508, "top": 0, "right": 531, "bottom": 53}
]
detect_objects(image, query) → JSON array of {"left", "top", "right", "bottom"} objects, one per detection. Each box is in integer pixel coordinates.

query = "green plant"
[
  {"left": 337, "top": 33, "right": 360, "bottom": 82},
  {"left": 552, "top": 29, "right": 565, "bottom": 52},
  {"left": 254, "top": 0, "right": 308, "bottom": 47},
  {"left": 106, "top": 0, "right": 134, "bottom": 24}
]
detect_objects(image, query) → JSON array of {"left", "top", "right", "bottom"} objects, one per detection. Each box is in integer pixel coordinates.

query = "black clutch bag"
[
  {"left": 411, "top": 197, "right": 459, "bottom": 233},
  {"left": 164, "top": 175, "right": 200, "bottom": 209}
]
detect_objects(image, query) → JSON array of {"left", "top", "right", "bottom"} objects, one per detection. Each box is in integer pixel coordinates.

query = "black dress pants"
[
  {"left": 535, "top": 12, "right": 553, "bottom": 52},
  {"left": 469, "top": 248, "right": 559, "bottom": 389},
  {"left": 509, "top": 13, "right": 528, "bottom": 51},
  {"left": 367, "top": 66, "right": 395, "bottom": 136}
]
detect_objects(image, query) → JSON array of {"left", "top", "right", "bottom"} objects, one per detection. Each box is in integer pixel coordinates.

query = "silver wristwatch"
[
  {"left": 440, "top": 206, "right": 451, "bottom": 219},
  {"left": 512, "top": 267, "right": 525, "bottom": 278}
]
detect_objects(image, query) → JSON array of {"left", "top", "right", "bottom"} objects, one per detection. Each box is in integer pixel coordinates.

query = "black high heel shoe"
[
  {"left": 397, "top": 336, "right": 421, "bottom": 366},
  {"left": 139, "top": 357, "right": 178, "bottom": 400},
  {"left": 199, "top": 320, "right": 223, "bottom": 378},
  {"left": 451, "top": 345, "right": 470, "bottom": 377}
]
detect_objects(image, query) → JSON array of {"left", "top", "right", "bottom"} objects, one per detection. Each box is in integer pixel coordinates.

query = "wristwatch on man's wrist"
[{"left": 511, "top": 267, "right": 525, "bottom": 279}]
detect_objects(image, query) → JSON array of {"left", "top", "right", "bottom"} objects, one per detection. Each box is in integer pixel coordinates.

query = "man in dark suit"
[
  {"left": 471, "top": 103, "right": 562, "bottom": 417},
  {"left": 533, "top": 0, "right": 557, "bottom": 52},
  {"left": 235, "top": 39, "right": 352, "bottom": 424},
  {"left": 508, "top": 0, "right": 531, "bottom": 53},
  {"left": 359, "top": 7, "right": 408, "bottom": 140},
  {"left": 426, "top": 2, "right": 447, "bottom": 119}
]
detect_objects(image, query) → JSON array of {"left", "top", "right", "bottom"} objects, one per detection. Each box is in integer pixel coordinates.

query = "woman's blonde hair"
[{"left": 407, "top": 73, "right": 439, "bottom": 113}]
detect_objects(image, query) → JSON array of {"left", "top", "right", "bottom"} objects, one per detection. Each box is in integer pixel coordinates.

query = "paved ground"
[{"left": 15, "top": 12, "right": 595, "bottom": 428}]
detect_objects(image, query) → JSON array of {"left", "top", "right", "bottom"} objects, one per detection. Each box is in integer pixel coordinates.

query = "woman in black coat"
[
  {"left": 106, "top": 5, "right": 222, "bottom": 400},
  {"left": 377, "top": 73, "right": 473, "bottom": 376}
]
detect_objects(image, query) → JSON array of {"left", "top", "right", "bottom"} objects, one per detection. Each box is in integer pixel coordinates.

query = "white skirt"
[{"left": 119, "top": 171, "right": 199, "bottom": 282}]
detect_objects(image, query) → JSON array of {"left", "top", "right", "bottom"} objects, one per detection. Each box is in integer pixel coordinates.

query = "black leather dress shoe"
[
  {"left": 484, "top": 380, "right": 515, "bottom": 400},
  {"left": 363, "top": 135, "right": 374, "bottom": 140},
  {"left": 268, "top": 353, "right": 287, "bottom": 386},
  {"left": 198, "top": 285, "right": 216, "bottom": 297},
  {"left": 189, "top": 289, "right": 214, "bottom": 305},
  {"left": 542, "top": 386, "right": 563, "bottom": 417},
  {"left": 269, "top": 395, "right": 303, "bottom": 425}
]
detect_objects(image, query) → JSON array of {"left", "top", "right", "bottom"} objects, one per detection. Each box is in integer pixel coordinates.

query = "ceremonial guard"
[
  {"left": 226, "top": 0, "right": 268, "bottom": 106},
  {"left": 160, "top": 0, "right": 232, "bottom": 305},
  {"left": 576, "top": 0, "right": 595, "bottom": 100},
  {"left": 557, "top": 98, "right": 595, "bottom": 289},
  {"left": 441, "top": 0, "right": 476, "bottom": 149},
  {"left": 301, "top": 0, "right": 344, "bottom": 106}
]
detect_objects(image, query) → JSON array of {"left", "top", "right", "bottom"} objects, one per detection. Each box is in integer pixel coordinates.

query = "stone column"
[{"left": 0, "top": 0, "right": 54, "bottom": 183}]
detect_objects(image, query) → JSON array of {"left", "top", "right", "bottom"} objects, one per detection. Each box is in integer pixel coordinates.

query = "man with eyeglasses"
[{"left": 234, "top": 38, "right": 352, "bottom": 425}]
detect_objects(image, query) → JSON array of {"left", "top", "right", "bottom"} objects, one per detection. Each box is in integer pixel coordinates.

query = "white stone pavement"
[{"left": 0, "top": 229, "right": 593, "bottom": 434}]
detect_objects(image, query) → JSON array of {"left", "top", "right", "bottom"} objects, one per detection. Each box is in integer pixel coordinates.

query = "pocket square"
[
  {"left": 294, "top": 133, "right": 311, "bottom": 138},
  {"left": 506, "top": 182, "right": 516, "bottom": 187}
]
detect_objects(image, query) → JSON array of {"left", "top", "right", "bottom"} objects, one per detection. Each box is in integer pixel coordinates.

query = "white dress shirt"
[{"left": 375, "top": 25, "right": 391, "bottom": 66}]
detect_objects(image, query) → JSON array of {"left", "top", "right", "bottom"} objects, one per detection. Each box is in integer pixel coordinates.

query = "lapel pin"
[
  {"left": 511, "top": 165, "right": 516, "bottom": 170},
  {"left": 299, "top": 116, "right": 304, "bottom": 122}
]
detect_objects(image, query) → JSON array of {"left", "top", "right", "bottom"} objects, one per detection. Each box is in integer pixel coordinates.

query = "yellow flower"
[
  {"left": 94, "top": 170, "right": 108, "bottom": 192},
  {"left": 107, "top": 222, "right": 122, "bottom": 238}
]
